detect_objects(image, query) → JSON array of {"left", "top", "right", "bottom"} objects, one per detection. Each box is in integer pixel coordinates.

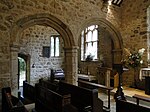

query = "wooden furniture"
[
  {"left": 35, "top": 83, "right": 77, "bottom": 112},
  {"left": 116, "top": 99, "right": 150, "bottom": 112},
  {"left": 116, "top": 94, "right": 150, "bottom": 112},
  {"left": 2, "top": 87, "right": 28, "bottom": 112},
  {"left": 59, "top": 81, "right": 104, "bottom": 112},
  {"left": 19, "top": 81, "right": 35, "bottom": 104},
  {"left": 38, "top": 79, "right": 104, "bottom": 112},
  {"left": 97, "top": 67, "right": 118, "bottom": 87},
  {"left": 38, "top": 78, "right": 59, "bottom": 91},
  {"left": 139, "top": 68, "right": 150, "bottom": 80},
  {"left": 139, "top": 68, "right": 150, "bottom": 93},
  {"left": 116, "top": 100, "right": 150, "bottom": 112},
  {"left": 133, "top": 94, "right": 150, "bottom": 105},
  {"left": 145, "top": 76, "right": 150, "bottom": 95},
  {"left": 78, "top": 80, "right": 113, "bottom": 112}
]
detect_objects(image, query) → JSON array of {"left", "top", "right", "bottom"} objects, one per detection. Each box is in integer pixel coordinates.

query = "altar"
[
  {"left": 78, "top": 74, "right": 97, "bottom": 82},
  {"left": 140, "top": 68, "right": 150, "bottom": 95},
  {"left": 140, "top": 68, "right": 150, "bottom": 80}
]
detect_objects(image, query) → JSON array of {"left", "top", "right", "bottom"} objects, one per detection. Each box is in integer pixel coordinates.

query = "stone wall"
[
  {"left": 0, "top": 0, "right": 122, "bottom": 89},
  {"left": 20, "top": 25, "right": 64, "bottom": 85},
  {"left": 78, "top": 26, "right": 113, "bottom": 77},
  {"left": 121, "top": 0, "right": 150, "bottom": 85},
  {"left": 0, "top": 0, "right": 149, "bottom": 91}
]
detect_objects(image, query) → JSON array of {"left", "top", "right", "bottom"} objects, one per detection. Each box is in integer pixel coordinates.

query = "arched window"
[
  {"left": 81, "top": 25, "right": 98, "bottom": 61},
  {"left": 50, "top": 35, "right": 60, "bottom": 57}
]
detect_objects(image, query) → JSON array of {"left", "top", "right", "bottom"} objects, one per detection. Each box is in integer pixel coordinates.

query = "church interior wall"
[{"left": 0, "top": 0, "right": 150, "bottom": 90}]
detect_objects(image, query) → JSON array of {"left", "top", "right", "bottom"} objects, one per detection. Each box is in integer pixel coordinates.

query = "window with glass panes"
[
  {"left": 50, "top": 35, "right": 60, "bottom": 57},
  {"left": 81, "top": 25, "right": 98, "bottom": 61}
]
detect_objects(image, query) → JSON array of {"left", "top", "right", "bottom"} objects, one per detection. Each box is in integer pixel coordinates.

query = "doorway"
[{"left": 18, "top": 54, "right": 28, "bottom": 90}]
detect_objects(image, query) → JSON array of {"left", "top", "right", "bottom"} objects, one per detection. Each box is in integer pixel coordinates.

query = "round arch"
[
  {"left": 10, "top": 13, "right": 75, "bottom": 47},
  {"left": 77, "top": 18, "right": 123, "bottom": 63}
]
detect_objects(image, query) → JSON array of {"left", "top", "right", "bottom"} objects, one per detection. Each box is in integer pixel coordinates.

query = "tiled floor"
[{"left": 0, "top": 86, "right": 150, "bottom": 112}]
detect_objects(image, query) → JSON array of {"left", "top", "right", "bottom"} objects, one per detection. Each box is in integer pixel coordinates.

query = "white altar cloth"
[{"left": 78, "top": 74, "right": 96, "bottom": 81}]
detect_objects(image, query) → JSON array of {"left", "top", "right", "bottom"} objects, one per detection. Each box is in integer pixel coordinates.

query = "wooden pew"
[
  {"left": 19, "top": 81, "right": 35, "bottom": 104},
  {"left": 133, "top": 94, "right": 150, "bottom": 105},
  {"left": 2, "top": 87, "right": 28, "bottom": 112},
  {"left": 59, "top": 81, "right": 104, "bottom": 112},
  {"left": 38, "top": 79, "right": 59, "bottom": 91},
  {"left": 34, "top": 83, "right": 77, "bottom": 112},
  {"left": 38, "top": 79, "right": 103, "bottom": 112},
  {"left": 116, "top": 99, "right": 150, "bottom": 112},
  {"left": 78, "top": 80, "right": 113, "bottom": 112}
]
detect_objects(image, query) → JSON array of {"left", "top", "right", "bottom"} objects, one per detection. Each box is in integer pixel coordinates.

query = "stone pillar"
[
  {"left": 64, "top": 46, "right": 78, "bottom": 85},
  {"left": 10, "top": 45, "right": 19, "bottom": 96}
]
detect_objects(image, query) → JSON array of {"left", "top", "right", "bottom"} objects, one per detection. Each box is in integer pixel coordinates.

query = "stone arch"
[
  {"left": 78, "top": 18, "right": 123, "bottom": 64},
  {"left": 10, "top": 13, "right": 75, "bottom": 47},
  {"left": 10, "top": 13, "right": 77, "bottom": 92}
]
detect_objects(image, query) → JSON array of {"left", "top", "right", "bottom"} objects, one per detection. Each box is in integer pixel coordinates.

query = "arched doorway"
[
  {"left": 19, "top": 25, "right": 65, "bottom": 85},
  {"left": 18, "top": 54, "right": 27, "bottom": 88}
]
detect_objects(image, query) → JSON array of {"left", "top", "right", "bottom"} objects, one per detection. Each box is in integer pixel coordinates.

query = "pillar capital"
[{"left": 10, "top": 44, "right": 20, "bottom": 52}]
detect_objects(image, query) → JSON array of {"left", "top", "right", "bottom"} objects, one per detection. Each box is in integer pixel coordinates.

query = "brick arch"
[
  {"left": 10, "top": 13, "right": 75, "bottom": 47},
  {"left": 78, "top": 18, "right": 123, "bottom": 63}
]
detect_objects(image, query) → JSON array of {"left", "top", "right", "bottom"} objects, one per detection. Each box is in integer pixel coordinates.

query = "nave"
[{"left": 22, "top": 86, "right": 150, "bottom": 112}]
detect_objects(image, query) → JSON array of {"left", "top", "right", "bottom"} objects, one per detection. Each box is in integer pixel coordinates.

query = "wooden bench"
[
  {"left": 38, "top": 78, "right": 59, "bottom": 91},
  {"left": 133, "top": 94, "right": 150, "bottom": 105},
  {"left": 116, "top": 99, "right": 150, "bottom": 112},
  {"left": 19, "top": 81, "right": 35, "bottom": 105},
  {"left": 34, "top": 83, "right": 77, "bottom": 112},
  {"left": 2, "top": 87, "right": 28, "bottom": 112},
  {"left": 38, "top": 79, "right": 103, "bottom": 112},
  {"left": 59, "top": 81, "right": 104, "bottom": 112},
  {"left": 78, "top": 80, "right": 113, "bottom": 112}
]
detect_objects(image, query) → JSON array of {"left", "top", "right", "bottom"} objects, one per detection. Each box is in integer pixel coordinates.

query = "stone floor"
[
  {"left": 100, "top": 86, "right": 150, "bottom": 112},
  {"left": 99, "top": 92, "right": 116, "bottom": 112},
  {"left": 0, "top": 86, "right": 150, "bottom": 112}
]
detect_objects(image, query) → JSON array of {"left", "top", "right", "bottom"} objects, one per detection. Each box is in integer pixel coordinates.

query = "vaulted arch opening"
[{"left": 10, "top": 13, "right": 77, "bottom": 91}]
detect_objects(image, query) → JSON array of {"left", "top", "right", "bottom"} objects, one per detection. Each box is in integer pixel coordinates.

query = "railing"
[
  {"left": 78, "top": 80, "right": 113, "bottom": 111},
  {"left": 133, "top": 94, "right": 150, "bottom": 105}
]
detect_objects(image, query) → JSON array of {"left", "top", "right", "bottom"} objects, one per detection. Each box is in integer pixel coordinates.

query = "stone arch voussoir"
[{"left": 10, "top": 13, "right": 75, "bottom": 47}]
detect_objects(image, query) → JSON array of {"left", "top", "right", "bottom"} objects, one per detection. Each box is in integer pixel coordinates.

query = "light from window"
[
  {"left": 81, "top": 25, "right": 98, "bottom": 61},
  {"left": 55, "top": 37, "right": 59, "bottom": 56},
  {"left": 50, "top": 35, "right": 60, "bottom": 57}
]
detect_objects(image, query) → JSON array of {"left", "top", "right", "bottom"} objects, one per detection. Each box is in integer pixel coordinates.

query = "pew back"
[
  {"left": 23, "top": 81, "right": 35, "bottom": 102},
  {"left": 37, "top": 80, "right": 103, "bottom": 112},
  {"left": 39, "top": 79, "right": 59, "bottom": 91},
  {"left": 2, "top": 87, "right": 27, "bottom": 112},
  {"left": 35, "top": 84, "right": 71, "bottom": 112},
  {"left": 116, "top": 99, "right": 150, "bottom": 112},
  {"left": 59, "top": 81, "right": 103, "bottom": 112}
]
